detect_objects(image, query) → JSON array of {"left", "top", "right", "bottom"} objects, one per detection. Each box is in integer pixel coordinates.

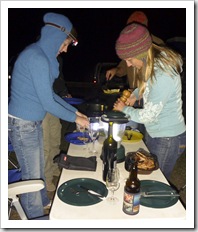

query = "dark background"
[{"left": 8, "top": 8, "right": 186, "bottom": 82}]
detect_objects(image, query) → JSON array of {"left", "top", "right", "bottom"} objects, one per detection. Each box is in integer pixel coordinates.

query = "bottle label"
[{"left": 122, "top": 190, "right": 140, "bottom": 215}]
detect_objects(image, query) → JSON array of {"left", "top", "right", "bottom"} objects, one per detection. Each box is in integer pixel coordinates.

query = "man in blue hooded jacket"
[{"left": 8, "top": 12, "right": 89, "bottom": 219}]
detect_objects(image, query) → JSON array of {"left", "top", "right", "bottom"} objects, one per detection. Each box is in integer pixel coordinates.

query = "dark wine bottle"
[
  {"left": 102, "top": 121, "right": 117, "bottom": 181},
  {"left": 122, "top": 159, "right": 141, "bottom": 215}
]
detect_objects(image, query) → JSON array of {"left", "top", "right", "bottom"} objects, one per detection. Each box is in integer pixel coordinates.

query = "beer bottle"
[
  {"left": 122, "top": 159, "right": 140, "bottom": 215},
  {"left": 102, "top": 121, "right": 117, "bottom": 181}
]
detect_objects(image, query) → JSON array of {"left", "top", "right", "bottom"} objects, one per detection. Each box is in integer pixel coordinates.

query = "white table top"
[{"left": 49, "top": 138, "right": 186, "bottom": 227}]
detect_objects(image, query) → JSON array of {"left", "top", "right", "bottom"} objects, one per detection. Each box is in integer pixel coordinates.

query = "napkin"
[{"left": 53, "top": 152, "right": 97, "bottom": 171}]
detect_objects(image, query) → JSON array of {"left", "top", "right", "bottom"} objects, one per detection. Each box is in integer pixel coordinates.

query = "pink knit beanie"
[{"left": 115, "top": 23, "right": 152, "bottom": 60}]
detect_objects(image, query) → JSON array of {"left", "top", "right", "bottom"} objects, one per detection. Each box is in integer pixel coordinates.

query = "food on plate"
[
  {"left": 77, "top": 136, "right": 89, "bottom": 142},
  {"left": 125, "top": 149, "right": 158, "bottom": 172},
  {"left": 103, "top": 89, "right": 120, "bottom": 94},
  {"left": 135, "top": 151, "right": 155, "bottom": 170}
]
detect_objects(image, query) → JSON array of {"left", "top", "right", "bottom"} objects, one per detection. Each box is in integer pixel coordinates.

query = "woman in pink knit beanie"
[{"left": 114, "top": 23, "right": 186, "bottom": 180}]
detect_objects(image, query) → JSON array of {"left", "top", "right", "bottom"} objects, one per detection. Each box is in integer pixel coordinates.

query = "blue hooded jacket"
[{"left": 9, "top": 12, "right": 77, "bottom": 122}]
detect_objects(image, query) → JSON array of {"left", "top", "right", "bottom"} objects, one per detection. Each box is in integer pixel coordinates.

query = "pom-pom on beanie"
[
  {"left": 115, "top": 23, "right": 152, "bottom": 60},
  {"left": 127, "top": 11, "right": 148, "bottom": 26}
]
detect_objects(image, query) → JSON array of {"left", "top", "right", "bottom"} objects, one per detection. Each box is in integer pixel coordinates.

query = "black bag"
[{"left": 53, "top": 151, "right": 97, "bottom": 171}]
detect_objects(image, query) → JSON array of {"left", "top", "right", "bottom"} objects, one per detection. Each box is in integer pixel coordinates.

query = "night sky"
[{"left": 8, "top": 8, "right": 186, "bottom": 82}]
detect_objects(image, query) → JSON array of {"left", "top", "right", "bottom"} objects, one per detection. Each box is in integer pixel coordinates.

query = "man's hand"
[
  {"left": 76, "top": 111, "right": 87, "bottom": 119},
  {"left": 75, "top": 115, "right": 89, "bottom": 128},
  {"left": 106, "top": 68, "right": 117, "bottom": 81}
]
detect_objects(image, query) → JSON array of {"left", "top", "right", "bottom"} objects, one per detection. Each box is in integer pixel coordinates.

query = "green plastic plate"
[
  {"left": 140, "top": 180, "right": 179, "bottom": 208},
  {"left": 57, "top": 178, "right": 108, "bottom": 206}
]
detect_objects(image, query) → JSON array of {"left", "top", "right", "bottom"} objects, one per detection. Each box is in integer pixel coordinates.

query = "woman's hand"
[
  {"left": 113, "top": 99, "right": 126, "bottom": 111},
  {"left": 125, "top": 93, "right": 137, "bottom": 106}
]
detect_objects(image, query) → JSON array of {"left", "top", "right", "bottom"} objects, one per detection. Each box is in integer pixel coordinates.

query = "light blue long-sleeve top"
[
  {"left": 9, "top": 13, "right": 77, "bottom": 122},
  {"left": 122, "top": 68, "right": 186, "bottom": 138}
]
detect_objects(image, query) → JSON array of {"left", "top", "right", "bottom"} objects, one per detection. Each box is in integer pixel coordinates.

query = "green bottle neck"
[{"left": 108, "top": 121, "right": 113, "bottom": 137}]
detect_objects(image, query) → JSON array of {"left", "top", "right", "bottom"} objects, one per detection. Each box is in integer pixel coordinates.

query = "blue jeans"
[
  {"left": 8, "top": 116, "right": 50, "bottom": 219},
  {"left": 144, "top": 131, "right": 186, "bottom": 180}
]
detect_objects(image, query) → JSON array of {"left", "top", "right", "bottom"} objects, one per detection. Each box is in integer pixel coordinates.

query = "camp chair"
[
  {"left": 8, "top": 139, "right": 49, "bottom": 220},
  {"left": 8, "top": 180, "right": 49, "bottom": 220}
]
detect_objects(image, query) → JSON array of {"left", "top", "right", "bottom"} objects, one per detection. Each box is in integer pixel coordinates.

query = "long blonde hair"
[{"left": 137, "top": 43, "right": 183, "bottom": 96}]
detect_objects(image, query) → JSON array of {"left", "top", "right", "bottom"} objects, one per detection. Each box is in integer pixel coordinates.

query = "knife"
[
  {"left": 141, "top": 190, "right": 180, "bottom": 197},
  {"left": 78, "top": 185, "right": 106, "bottom": 199}
]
